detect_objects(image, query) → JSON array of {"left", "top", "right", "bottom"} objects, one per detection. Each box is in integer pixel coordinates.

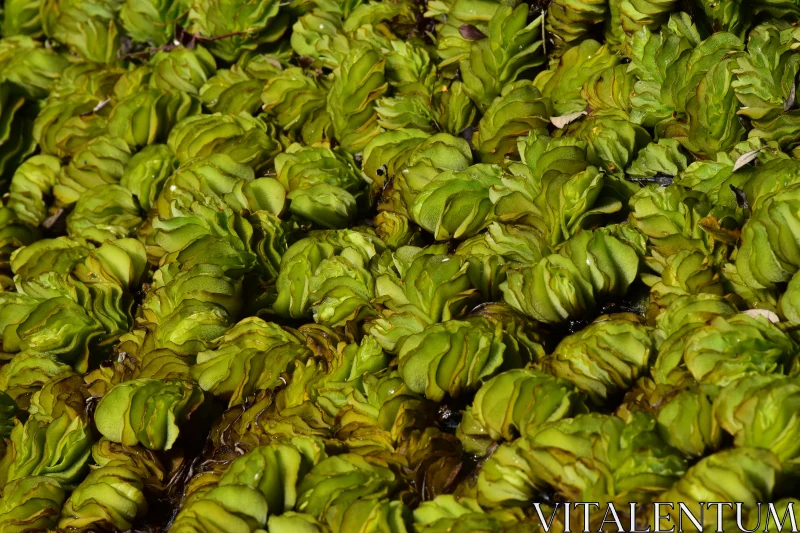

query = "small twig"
[{"left": 120, "top": 25, "right": 258, "bottom": 60}]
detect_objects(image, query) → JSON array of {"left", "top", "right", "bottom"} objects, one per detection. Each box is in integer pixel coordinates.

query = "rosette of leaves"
[
  {"left": 656, "top": 312, "right": 796, "bottom": 387},
  {"left": 0, "top": 476, "right": 66, "bottom": 532},
  {"left": 146, "top": 173, "right": 289, "bottom": 280},
  {"left": 40, "top": 0, "right": 122, "bottom": 63},
  {"left": 288, "top": 0, "right": 346, "bottom": 68},
  {"left": 149, "top": 45, "right": 217, "bottom": 96},
  {"left": 627, "top": 184, "right": 712, "bottom": 261},
  {"left": 5, "top": 154, "right": 61, "bottom": 227},
  {"left": 173, "top": 471, "right": 268, "bottom": 530},
  {"left": 456, "top": 368, "right": 587, "bottom": 455},
  {"left": 32, "top": 91, "right": 110, "bottom": 159},
  {"left": 307, "top": 250, "right": 377, "bottom": 325},
  {"left": 383, "top": 39, "right": 437, "bottom": 96},
  {"left": 630, "top": 23, "right": 744, "bottom": 150},
  {"left": 272, "top": 500, "right": 412, "bottom": 533},
  {"left": 144, "top": 198, "right": 251, "bottom": 275},
  {"left": 397, "top": 316, "right": 531, "bottom": 402},
  {"left": 94, "top": 378, "right": 205, "bottom": 450},
  {"left": 0, "top": 294, "right": 104, "bottom": 372},
  {"left": 200, "top": 63, "right": 272, "bottom": 116},
  {"left": 331, "top": 367, "right": 436, "bottom": 454},
  {"left": 0, "top": 354, "right": 73, "bottom": 410},
  {"left": 458, "top": 4, "right": 544, "bottom": 110},
  {"left": 501, "top": 228, "right": 640, "bottom": 323},
  {"left": 112, "top": 65, "right": 155, "bottom": 100},
  {"left": 0, "top": 36, "right": 70, "bottom": 99},
  {"left": 0, "top": 374, "right": 92, "bottom": 487},
  {"left": 733, "top": 23, "right": 800, "bottom": 149},
  {"left": 66, "top": 184, "right": 143, "bottom": 243},
  {"left": 326, "top": 42, "right": 387, "bottom": 153},
  {"left": 607, "top": 0, "right": 678, "bottom": 52},
  {"left": 373, "top": 212, "right": 422, "bottom": 250},
  {"left": 83, "top": 346, "right": 193, "bottom": 398},
  {"left": 645, "top": 249, "right": 725, "bottom": 314},
  {"left": 618, "top": 379, "right": 722, "bottom": 458},
  {"left": 273, "top": 229, "right": 384, "bottom": 320},
  {"left": 695, "top": 0, "right": 768, "bottom": 36},
  {"left": 71, "top": 238, "right": 149, "bottom": 332},
  {"left": 676, "top": 57, "right": 746, "bottom": 159},
  {"left": 716, "top": 264, "right": 779, "bottom": 314},
  {"left": 275, "top": 143, "right": 366, "bottom": 229},
  {"left": 366, "top": 252, "right": 480, "bottom": 352},
  {"left": 304, "top": 335, "right": 389, "bottom": 420},
  {"left": 468, "top": 302, "right": 546, "bottom": 360},
  {"left": 154, "top": 152, "right": 286, "bottom": 218},
  {"left": 119, "top": 144, "right": 179, "bottom": 212},
  {"left": 57, "top": 466, "right": 148, "bottom": 531},
  {"left": 174, "top": 438, "right": 326, "bottom": 532},
  {"left": 167, "top": 113, "right": 280, "bottom": 172},
  {"left": 658, "top": 387, "right": 722, "bottom": 459},
  {"left": 54, "top": 135, "right": 132, "bottom": 206},
  {"left": 651, "top": 294, "right": 737, "bottom": 385},
  {"left": 426, "top": 0, "right": 503, "bottom": 68},
  {"left": 8, "top": 234, "right": 91, "bottom": 279},
  {"left": 674, "top": 143, "right": 748, "bottom": 202},
  {"left": 136, "top": 263, "right": 242, "bottom": 355},
  {"left": 652, "top": 447, "right": 780, "bottom": 531},
  {"left": 392, "top": 427, "right": 466, "bottom": 501},
  {"left": 736, "top": 183, "right": 800, "bottom": 290},
  {"left": 376, "top": 94, "right": 437, "bottom": 137},
  {"left": 295, "top": 453, "right": 400, "bottom": 528},
  {"left": 192, "top": 317, "right": 312, "bottom": 406},
  {"left": 1, "top": 238, "right": 148, "bottom": 367},
  {"left": 342, "top": 0, "right": 416, "bottom": 43},
  {"left": 413, "top": 496, "right": 527, "bottom": 533},
  {"left": 534, "top": 39, "right": 618, "bottom": 117},
  {"left": 383, "top": 133, "right": 473, "bottom": 204},
  {"left": 477, "top": 412, "right": 686, "bottom": 510},
  {"left": 261, "top": 67, "right": 331, "bottom": 143},
  {"left": 472, "top": 82, "right": 550, "bottom": 163},
  {"left": 501, "top": 134, "right": 625, "bottom": 246},
  {"left": 626, "top": 14, "right": 701, "bottom": 126},
  {"left": 47, "top": 62, "right": 126, "bottom": 102},
  {"left": 225, "top": 438, "right": 324, "bottom": 507},
  {"left": 187, "top": 0, "right": 289, "bottom": 62},
  {"left": 714, "top": 374, "right": 800, "bottom": 462},
  {"left": 546, "top": 0, "right": 607, "bottom": 49},
  {"left": 91, "top": 438, "right": 168, "bottom": 495},
  {"left": 730, "top": 155, "right": 800, "bottom": 211},
  {"left": 433, "top": 80, "right": 478, "bottom": 136},
  {"left": 1, "top": 0, "right": 45, "bottom": 36},
  {"left": 540, "top": 314, "right": 654, "bottom": 405},
  {"left": 581, "top": 63, "right": 637, "bottom": 118},
  {"left": 410, "top": 164, "right": 504, "bottom": 241},
  {"left": 120, "top": 0, "right": 190, "bottom": 46},
  {"left": 570, "top": 113, "right": 651, "bottom": 175},
  {"left": 340, "top": 499, "right": 414, "bottom": 533},
  {"left": 455, "top": 223, "right": 551, "bottom": 299},
  {"left": 107, "top": 88, "right": 201, "bottom": 148},
  {"left": 361, "top": 129, "right": 428, "bottom": 192},
  {"left": 626, "top": 138, "right": 688, "bottom": 182}
]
